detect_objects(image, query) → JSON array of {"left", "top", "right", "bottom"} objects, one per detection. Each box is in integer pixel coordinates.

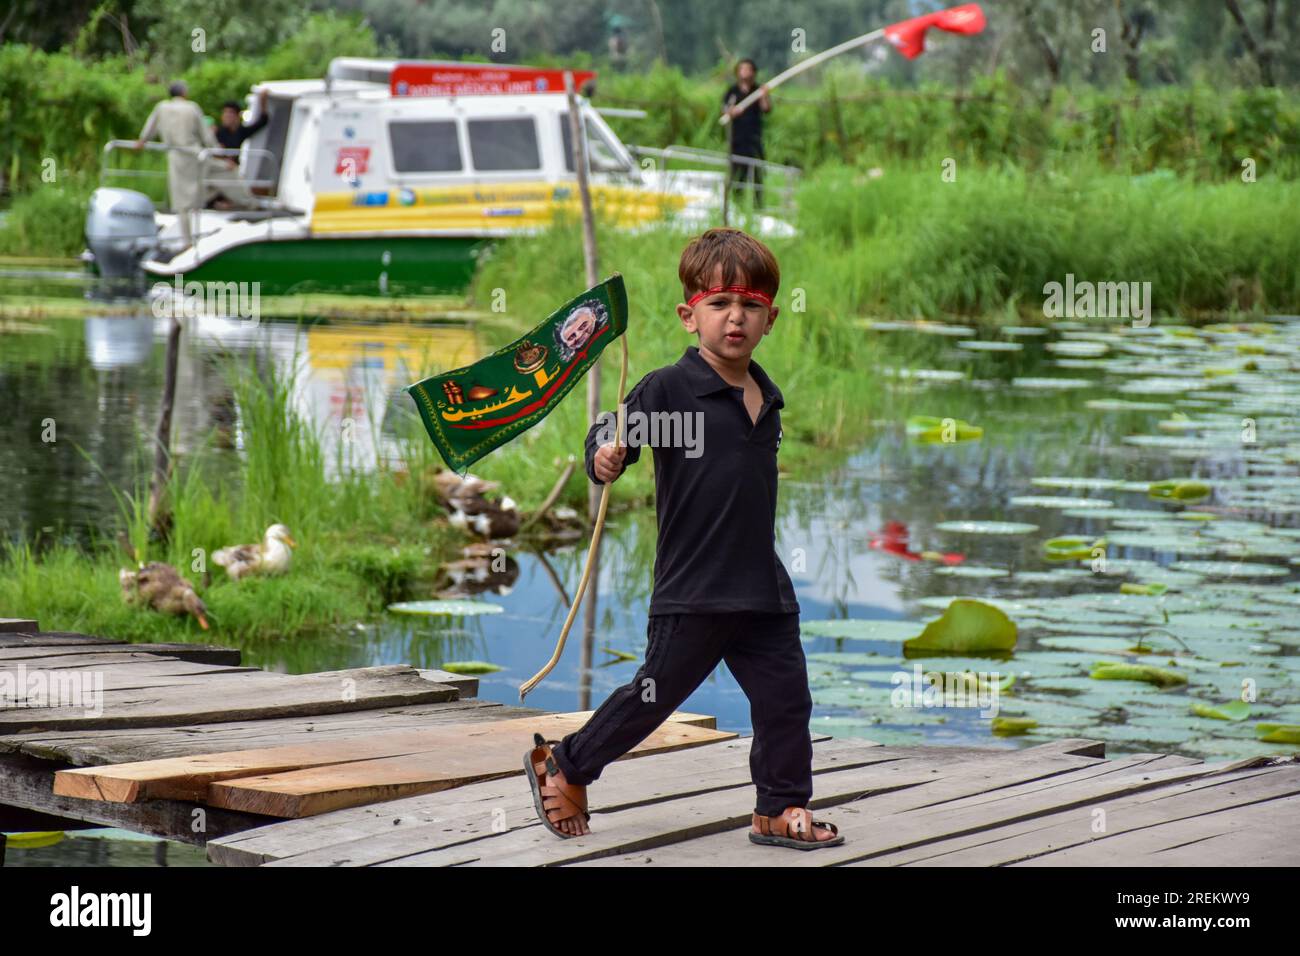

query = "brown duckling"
[{"left": 119, "top": 562, "right": 209, "bottom": 629}]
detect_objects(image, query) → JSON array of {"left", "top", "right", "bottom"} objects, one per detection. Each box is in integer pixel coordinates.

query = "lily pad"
[
  {"left": 904, "top": 599, "right": 1017, "bottom": 654},
  {"left": 933, "top": 565, "right": 1011, "bottom": 578},
  {"left": 935, "top": 520, "right": 1038, "bottom": 535},
  {"left": 387, "top": 600, "right": 505, "bottom": 616},
  {"left": 1043, "top": 536, "right": 1106, "bottom": 561},
  {"left": 1148, "top": 479, "right": 1212, "bottom": 502},
  {"left": 991, "top": 716, "right": 1039, "bottom": 736},
  {"left": 906, "top": 415, "right": 983, "bottom": 443},
  {"left": 1169, "top": 560, "right": 1289, "bottom": 579},
  {"left": 1010, "top": 496, "right": 1114, "bottom": 510},
  {"left": 1085, "top": 399, "right": 1173, "bottom": 412},
  {"left": 1120, "top": 582, "right": 1168, "bottom": 596},
  {"left": 1012, "top": 377, "right": 1094, "bottom": 390},
  {"left": 1031, "top": 477, "right": 1125, "bottom": 491},
  {"left": 1090, "top": 661, "right": 1188, "bottom": 687},
  {"left": 800, "top": 619, "right": 928, "bottom": 642},
  {"left": 1191, "top": 700, "right": 1252, "bottom": 721},
  {"left": 438, "top": 660, "right": 503, "bottom": 674},
  {"left": 957, "top": 340, "right": 1023, "bottom": 352},
  {"left": 1256, "top": 723, "right": 1300, "bottom": 744}
]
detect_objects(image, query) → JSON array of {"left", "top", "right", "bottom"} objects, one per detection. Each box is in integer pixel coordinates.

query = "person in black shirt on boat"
[
  {"left": 721, "top": 58, "right": 771, "bottom": 207},
  {"left": 208, "top": 89, "right": 269, "bottom": 209},
  {"left": 215, "top": 89, "right": 270, "bottom": 153}
]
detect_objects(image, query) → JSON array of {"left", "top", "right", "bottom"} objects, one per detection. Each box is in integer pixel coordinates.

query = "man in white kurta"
[{"left": 136, "top": 81, "right": 257, "bottom": 247}]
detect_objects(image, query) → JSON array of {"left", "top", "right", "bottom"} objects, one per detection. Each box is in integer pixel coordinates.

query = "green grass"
[
  {"left": 2, "top": 159, "right": 1297, "bottom": 643},
  {"left": 0, "top": 339, "right": 462, "bottom": 643}
]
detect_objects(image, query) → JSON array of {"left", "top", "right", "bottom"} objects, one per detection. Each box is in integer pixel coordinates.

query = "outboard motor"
[{"left": 84, "top": 187, "right": 159, "bottom": 281}]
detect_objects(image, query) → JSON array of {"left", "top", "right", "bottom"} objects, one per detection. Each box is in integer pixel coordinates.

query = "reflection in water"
[
  {"left": 0, "top": 311, "right": 481, "bottom": 545},
  {"left": 84, "top": 314, "right": 153, "bottom": 369}
]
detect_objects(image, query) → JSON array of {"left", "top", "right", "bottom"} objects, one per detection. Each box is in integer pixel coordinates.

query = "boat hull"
[{"left": 167, "top": 236, "right": 489, "bottom": 296}]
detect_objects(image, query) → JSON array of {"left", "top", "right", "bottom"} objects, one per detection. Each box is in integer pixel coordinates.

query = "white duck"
[{"left": 213, "top": 523, "right": 297, "bottom": 581}]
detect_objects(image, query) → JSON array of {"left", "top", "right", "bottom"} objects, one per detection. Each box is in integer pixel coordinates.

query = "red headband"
[{"left": 686, "top": 285, "right": 774, "bottom": 308}]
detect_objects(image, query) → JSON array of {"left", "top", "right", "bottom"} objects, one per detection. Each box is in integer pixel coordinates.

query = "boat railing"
[
  {"left": 101, "top": 140, "right": 291, "bottom": 250},
  {"left": 626, "top": 144, "right": 801, "bottom": 219}
]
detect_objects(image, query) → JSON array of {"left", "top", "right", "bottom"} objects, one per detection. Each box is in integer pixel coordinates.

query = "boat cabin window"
[
  {"left": 561, "top": 117, "right": 631, "bottom": 174},
  {"left": 389, "top": 120, "right": 463, "bottom": 173},
  {"left": 467, "top": 118, "right": 540, "bottom": 171}
]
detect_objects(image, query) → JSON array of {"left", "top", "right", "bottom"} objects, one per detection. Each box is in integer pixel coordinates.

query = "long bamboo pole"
[
  {"left": 719, "top": 28, "right": 886, "bottom": 126},
  {"left": 519, "top": 73, "right": 628, "bottom": 702}
]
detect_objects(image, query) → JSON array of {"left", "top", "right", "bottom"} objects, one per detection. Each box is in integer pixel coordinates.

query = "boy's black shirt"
[{"left": 585, "top": 344, "right": 800, "bottom": 616}]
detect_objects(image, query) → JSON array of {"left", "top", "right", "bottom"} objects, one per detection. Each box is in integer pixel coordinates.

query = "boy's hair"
[
  {"left": 735, "top": 58, "right": 757, "bottom": 75},
  {"left": 679, "top": 228, "right": 780, "bottom": 301}
]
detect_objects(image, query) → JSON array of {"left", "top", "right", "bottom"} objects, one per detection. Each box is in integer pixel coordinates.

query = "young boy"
[{"left": 525, "top": 228, "right": 842, "bottom": 850}]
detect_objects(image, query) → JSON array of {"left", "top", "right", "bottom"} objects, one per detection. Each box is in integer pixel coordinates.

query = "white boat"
[{"left": 84, "top": 58, "right": 800, "bottom": 296}]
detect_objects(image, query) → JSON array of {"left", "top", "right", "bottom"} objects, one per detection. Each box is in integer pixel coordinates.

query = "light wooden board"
[
  {"left": 0, "top": 699, "right": 529, "bottom": 766},
  {"left": 207, "top": 712, "right": 741, "bottom": 818},
  {"left": 53, "top": 710, "right": 721, "bottom": 804},
  {"left": 0, "top": 751, "right": 265, "bottom": 845},
  {"left": 0, "top": 665, "right": 458, "bottom": 733},
  {"left": 339, "top": 739, "right": 1107, "bottom": 866}
]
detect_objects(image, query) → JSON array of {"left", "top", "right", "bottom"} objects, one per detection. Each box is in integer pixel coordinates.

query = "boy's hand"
[{"left": 593, "top": 442, "right": 627, "bottom": 483}]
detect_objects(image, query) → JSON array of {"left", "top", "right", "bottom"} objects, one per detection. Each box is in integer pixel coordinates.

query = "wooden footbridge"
[{"left": 2, "top": 620, "right": 1297, "bottom": 867}]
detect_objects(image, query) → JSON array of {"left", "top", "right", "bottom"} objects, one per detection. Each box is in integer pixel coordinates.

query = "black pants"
[{"left": 550, "top": 611, "right": 813, "bottom": 817}]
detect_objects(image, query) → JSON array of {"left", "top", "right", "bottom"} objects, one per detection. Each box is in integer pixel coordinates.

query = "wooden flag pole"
[
  {"left": 719, "top": 28, "right": 886, "bottom": 126},
  {"left": 519, "top": 73, "right": 629, "bottom": 702}
]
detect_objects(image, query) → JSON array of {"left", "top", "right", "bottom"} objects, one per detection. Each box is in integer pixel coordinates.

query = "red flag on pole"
[{"left": 884, "top": 3, "right": 986, "bottom": 60}]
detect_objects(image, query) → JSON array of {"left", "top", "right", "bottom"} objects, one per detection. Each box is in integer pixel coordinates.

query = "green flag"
[{"left": 406, "top": 273, "right": 628, "bottom": 474}]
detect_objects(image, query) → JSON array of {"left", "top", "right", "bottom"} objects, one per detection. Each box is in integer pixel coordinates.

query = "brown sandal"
[
  {"left": 524, "top": 732, "right": 591, "bottom": 838},
  {"left": 750, "top": 806, "right": 844, "bottom": 850}
]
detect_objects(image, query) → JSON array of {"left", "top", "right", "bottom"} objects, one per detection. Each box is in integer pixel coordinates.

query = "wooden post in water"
[
  {"left": 566, "top": 70, "right": 603, "bottom": 709},
  {"left": 565, "top": 71, "right": 601, "bottom": 522},
  {"left": 147, "top": 313, "right": 182, "bottom": 535},
  {"left": 721, "top": 93, "right": 735, "bottom": 226}
]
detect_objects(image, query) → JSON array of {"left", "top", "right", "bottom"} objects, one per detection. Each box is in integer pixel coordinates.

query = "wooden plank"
[
  {"left": 416, "top": 669, "right": 477, "bottom": 699},
  {"left": 864, "top": 763, "right": 1300, "bottom": 866},
  {"left": 340, "top": 739, "right": 1106, "bottom": 866},
  {"left": 216, "top": 734, "right": 870, "bottom": 866},
  {"left": 0, "top": 619, "right": 39, "bottom": 633},
  {"left": 53, "top": 710, "right": 720, "bottom": 804},
  {"left": 3, "top": 660, "right": 261, "bottom": 693},
  {"left": 208, "top": 714, "right": 742, "bottom": 818},
  {"left": 578, "top": 752, "right": 1217, "bottom": 868},
  {"left": 1026, "top": 794, "right": 1300, "bottom": 866},
  {"left": 0, "top": 752, "right": 266, "bottom": 846},
  {"left": 0, "top": 699, "right": 537, "bottom": 766},
  {"left": 215, "top": 741, "right": 1052, "bottom": 867},
  {"left": 1009, "top": 767, "right": 1300, "bottom": 867},
  {"left": 0, "top": 642, "right": 241, "bottom": 665},
  {"left": 0, "top": 665, "right": 459, "bottom": 733},
  {"left": 0, "top": 630, "right": 114, "bottom": 646}
]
